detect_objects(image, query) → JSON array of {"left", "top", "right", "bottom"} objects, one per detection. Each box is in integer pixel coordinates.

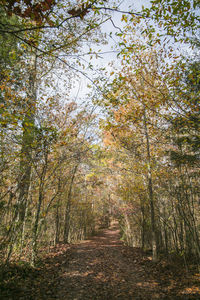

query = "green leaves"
[{"left": 142, "top": 0, "right": 200, "bottom": 45}]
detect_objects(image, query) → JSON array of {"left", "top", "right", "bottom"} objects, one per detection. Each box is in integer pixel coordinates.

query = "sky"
[
  {"left": 49, "top": 0, "right": 196, "bottom": 127},
  {"left": 58, "top": 0, "right": 153, "bottom": 142},
  {"left": 41, "top": 0, "right": 198, "bottom": 143},
  {"left": 66, "top": 0, "right": 152, "bottom": 102}
]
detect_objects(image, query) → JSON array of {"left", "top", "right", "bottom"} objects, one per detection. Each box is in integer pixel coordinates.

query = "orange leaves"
[
  {"left": 103, "top": 131, "right": 114, "bottom": 146},
  {"left": 68, "top": 3, "right": 91, "bottom": 19},
  {"left": 4, "top": 0, "right": 56, "bottom": 24}
]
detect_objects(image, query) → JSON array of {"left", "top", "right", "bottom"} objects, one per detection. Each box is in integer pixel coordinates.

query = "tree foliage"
[{"left": 0, "top": 0, "right": 199, "bottom": 271}]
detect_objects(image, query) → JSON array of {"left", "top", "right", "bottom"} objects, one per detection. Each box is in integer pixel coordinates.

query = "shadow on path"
[
  {"left": 1, "top": 222, "right": 199, "bottom": 299},
  {"left": 52, "top": 222, "right": 200, "bottom": 299}
]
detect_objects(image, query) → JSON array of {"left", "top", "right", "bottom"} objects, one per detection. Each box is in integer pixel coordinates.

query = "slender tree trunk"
[
  {"left": 63, "top": 164, "right": 79, "bottom": 243},
  {"left": 31, "top": 185, "right": 44, "bottom": 266},
  {"left": 5, "top": 51, "right": 37, "bottom": 262},
  {"left": 162, "top": 205, "right": 169, "bottom": 256},
  {"left": 31, "top": 147, "right": 48, "bottom": 266},
  {"left": 19, "top": 192, "right": 30, "bottom": 259},
  {"left": 55, "top": 197, "right": 61, "bottom": 245},
  {"left": 18, "top": 51, "right": 37, "bottom": 223},
  {"left": 143, "top": 104, "right": 158, "bottom": 262},
  {"left": 140, "top": 197, "right": 145, "bottom": 251}
]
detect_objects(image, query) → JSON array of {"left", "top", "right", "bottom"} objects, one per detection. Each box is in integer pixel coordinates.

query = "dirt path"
[
  {"left": 56, "top": 223, "right": 147, "bottom": 299},
  {"left": 1, "top": 222, "right": 200, "bottom": 299},
  {"left": 40, "top": 222, "right": 199, "bottom": 300}
]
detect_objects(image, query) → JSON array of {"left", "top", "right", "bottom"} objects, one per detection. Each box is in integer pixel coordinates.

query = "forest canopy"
[{"left": 0, "top": 0, "right": 199, "bottom": 271}]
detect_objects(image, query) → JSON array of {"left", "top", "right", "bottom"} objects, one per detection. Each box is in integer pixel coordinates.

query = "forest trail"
[{"left": 1, "top": 222, "right": 200, "bottom": 299}]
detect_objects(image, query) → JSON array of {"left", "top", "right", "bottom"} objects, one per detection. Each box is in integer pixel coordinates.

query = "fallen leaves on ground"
[{"left": 0, "top": 223, "right": 199, "bottom": 299}]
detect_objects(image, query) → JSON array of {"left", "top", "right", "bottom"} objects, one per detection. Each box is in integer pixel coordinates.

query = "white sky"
[
  {"left": 42, "top": 0, "right": 197, "bottom": 143},
  {"left": 52, "top": 0, "right": 195, "bottom": 112},
  {"left": 64, "top": 1, "right": 150, "bottom": 101}
]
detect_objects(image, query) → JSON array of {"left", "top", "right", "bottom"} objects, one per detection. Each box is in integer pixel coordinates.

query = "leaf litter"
[{"left": 0, "top": 223, "right": 199, "bottom": 299}]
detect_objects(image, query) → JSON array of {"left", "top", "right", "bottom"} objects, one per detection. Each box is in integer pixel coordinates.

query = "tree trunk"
[
  {"left": 31, "top": 147, "right": 48, "bottom": 266},
  {"left": 63, "top": 164, "right": 79, "bottom": 243},
  {"left": 143, "top": 104, "right": 158, "bottom": 262},
  {"left": 5, "top": 51, "right": 37, "bottom": 262},
  {"left": 55, "top": 197, "right": 61, "bottom": 245}
]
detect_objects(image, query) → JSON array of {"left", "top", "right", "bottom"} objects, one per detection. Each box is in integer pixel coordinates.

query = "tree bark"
[
  {"left": 63, "top": 164, "right": 79, "bottom": 243},
  {"left": 143, "top": 103, "right": 158, "bottom": 262}
]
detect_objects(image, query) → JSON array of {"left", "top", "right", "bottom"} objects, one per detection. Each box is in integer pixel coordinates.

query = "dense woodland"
[{"left": 0, "top": 0, "right": 199, "bottom": 276}]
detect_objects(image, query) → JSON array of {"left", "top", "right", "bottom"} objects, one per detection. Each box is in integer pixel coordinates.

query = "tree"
[
  {"left": 100, "top": 46, "right": 169, "bottom": 260},
  {"left": 0, "top": 0, "right": 111, "bottom": 263},
  {"left": 141, "top": 0, "right": 200, "bottom": 45}
]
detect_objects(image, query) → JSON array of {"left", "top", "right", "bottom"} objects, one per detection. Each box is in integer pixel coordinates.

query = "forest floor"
[{"left": 1, "top": 222, "right": 200, "bottom": 300}]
